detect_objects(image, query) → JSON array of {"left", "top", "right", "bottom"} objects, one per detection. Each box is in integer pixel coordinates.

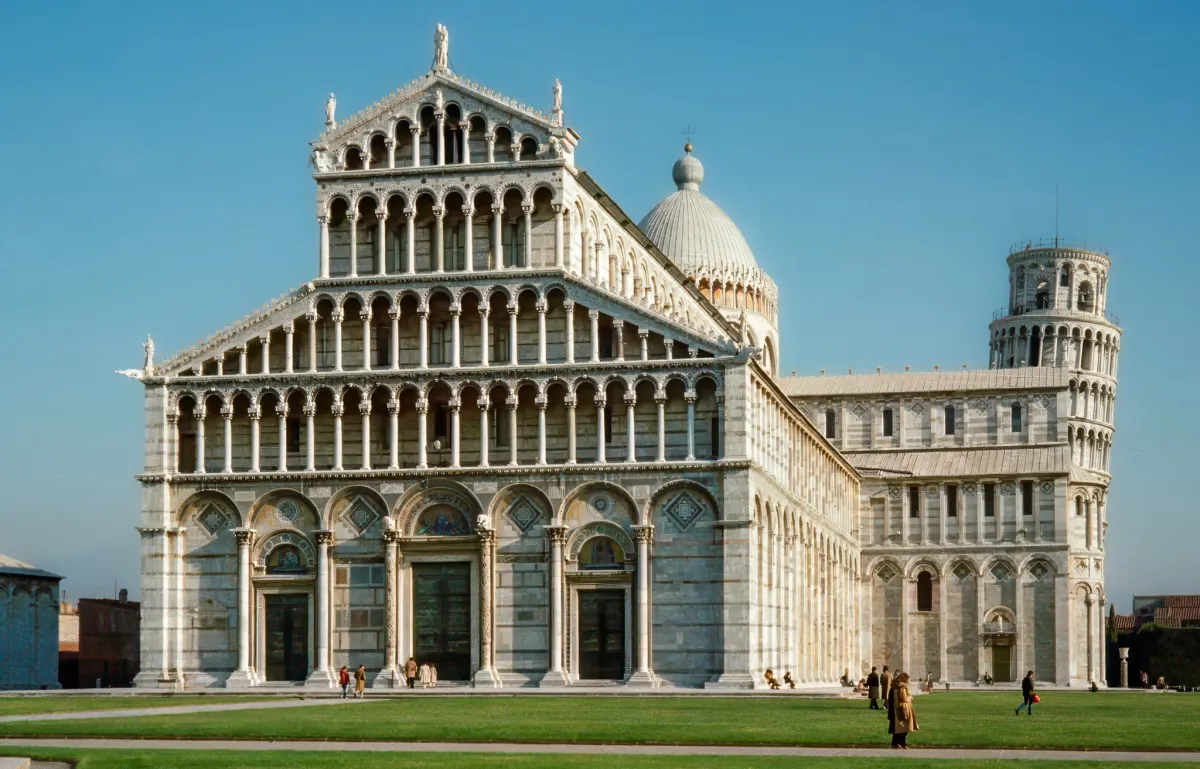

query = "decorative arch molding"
[
  {"left": 1017, "top": 554, "right": 1059, "bottom": 578},
  {"left": 326, "top": 485, "right": 390, "bottom": 533},
  {"left": 487, "top": 483, "right": 553, "bottom": 536},
  {"left": 981, "top": 556, "right": 1019, "bottom": 583},
  {"left": 247, "top": 490, "right": 321, "bottom": 531},
  {"left": 565, "top": 520, "right": 635, "bottom": 564},
  {"left": 946, "top": 558, "right": 981, "bottom": 581},
  {"left": 254, "top": 529, "right": 316, "bottom": 570},
  {"left": 556, "top": 480, "right": 639, "bottom": 525},
  {"left": 175, "top": 489, "right": 242, "bottom": 529},
  {"left": 644, "top": 479, "right": 719, "bottom": 529},
  {"left": 905, "top": 558, "right": 942, "bottom": 580},
  {"left": 394, "top": 480, "right": 482, "bottom": 536},
  {"left": 865, "top": 556, "right": 904, "bottom": 584}
]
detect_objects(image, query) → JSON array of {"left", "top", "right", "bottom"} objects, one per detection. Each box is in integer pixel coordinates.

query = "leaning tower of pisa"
[{"left": 988, "top": 240, "right": 1121, "bottom": 683}]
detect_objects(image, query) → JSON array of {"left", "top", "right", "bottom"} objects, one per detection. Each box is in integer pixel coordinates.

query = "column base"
[
  {"left": 304, "top": 667, "right": 336, "bottom": 689},
  {"left": 537, "top": 669, "right": 571, "bottom": 688},
  {"left": 704, "top": 672, "right": 756, "bottom": 690},
  {"left": 225, "top": 668, "right": 260, "bottom": 689},
  {"left": 625, "top": 669, "right": 661, "bottom": 688},
  {"left": 472, "top": 667, "right": 503, "bottom": 688},
  {"left": 133, "top": 671, "right": 184, "bottom": 690},
  {"left": 372, "top": 666, "right": 401, "bottom": 689}
]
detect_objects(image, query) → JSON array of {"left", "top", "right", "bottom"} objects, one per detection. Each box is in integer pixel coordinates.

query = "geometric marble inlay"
[
  {"left": 663, "top": 491, "right": 705, "bottom": 531},
  {"left": 345, "top": 502, "right": 378, "bottom": 534},
  {"left": 877, "top": 565, "right": 897, "bottom": 583},
  {"left": 991, "top": 563, "right": 1011, "bottom": 582},
  {"left": 506, "top": 496, "right": 542, "bottom": 534},
  {"left": 199, "top": 506, "right": 227, "bottom": 536},
  {"left": 953, "top": 563, "right": 973, "bottom": 582}
]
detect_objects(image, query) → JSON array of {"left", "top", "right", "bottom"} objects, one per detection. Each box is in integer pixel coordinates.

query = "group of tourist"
[
  {"left": 864, "top": 666, "right": 917, "bottom": 748},
  {"left": 338, "top": 658, "right": 440, "bottom": 698}
]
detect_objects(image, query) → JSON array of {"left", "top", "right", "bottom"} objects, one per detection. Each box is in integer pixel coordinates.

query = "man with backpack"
[{"left": 1016, "top": 670, "right": 1036, "bottom": 715}]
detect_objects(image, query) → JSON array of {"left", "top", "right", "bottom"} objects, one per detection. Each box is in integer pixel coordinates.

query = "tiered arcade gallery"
[{"left": 131, "top": 35, "right": 862, "bottom": 691}]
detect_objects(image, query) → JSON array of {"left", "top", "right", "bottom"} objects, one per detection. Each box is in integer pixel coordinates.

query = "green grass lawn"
[
  {"left": 0, "top": 696, "right": 280, "bottom": 718},
  {"left": 0, "top": 749, "right": 1196, "bottom": 769},
  {"left": 0, "top": 692, "right": 1197, "bottom": 751}
]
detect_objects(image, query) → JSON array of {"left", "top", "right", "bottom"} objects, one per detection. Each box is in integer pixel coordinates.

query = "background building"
[
  {"left": 77, "top": 592, "right": 141, "bottom": 688},
  {"left": 0, "top": 554, "right": 62, "bottom": 690}
]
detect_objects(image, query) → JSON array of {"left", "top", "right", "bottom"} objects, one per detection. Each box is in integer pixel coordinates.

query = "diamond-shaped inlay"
[
  {"left": 275, "top": 499, "right": 301, "bottom": 527},
  {"left": 851, "top": 404, "right": 868, "bottom": 418},
  {"left": 972, "top": 399, "right": 989, "bottom": 413},
  {"left": 877, "top": 565, "right": 897, "bottom": 583},
  {"left": 1040, "top": 482, "right": 1054, "bottom": 495},
  {"left": 991, "top": 564, "right": 1011, "bottom": 582},
  {"left": 346, "top": 502, "right": 378, "bottom": 534},
  {"left": 909, "top": 401, "right": 927, "bottom": 415},
  {"left": 964, "top": 483, "right": 978, "bottom": 494},
  {"left": 888, "top": 487, "right": 902, "bottom": 499},
  {"left": 199, "top": 506, "right": 227, "bottom": 536},
  {"left": 1000, "top": 483, "right": 1016, "bottom": 496},
  {"left": 507, "top": 496, "right": 542, "bottom": 534},
  {"left": 953, "top": 563, "right": 973, "bottom": 582},
  {"left": 1030, "top": 563, "right": 1048, "bottom": 581},
  {"left": 663, "top": 492, "right": 705, "bottom": 531}
]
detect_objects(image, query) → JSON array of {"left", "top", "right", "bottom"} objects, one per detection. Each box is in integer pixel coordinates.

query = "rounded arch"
[
  {"left": 254, "top": 529, "right": 316, "bottom": 571},
  {"left": 645, "top": 479, "right": 719, "bottom": 528},
  {"left": 487, "top": 483, "right": 554, "bottom": 536},
  {"left": 905, "top": 557, "right": 941, "bottom": 580},
  {"left": 325, "top": 485, "right": 390, "bottom": 531},
  {"left": 393, "top": 479, "right": 482, "bottom": 535},
  {"left": 564, "top": 520, "right": 635, "bottom": 564},
  {"left": 557, "top": 480, "right": 639, "bottom": 525},
  {"left": 175, "top": 489, "right": 241, "bottom": 529},
  {"left": 247, "top": 489, "right": 321, "bottom": 532}
]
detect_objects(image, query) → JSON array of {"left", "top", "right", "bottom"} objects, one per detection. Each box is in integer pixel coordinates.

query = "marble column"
[
  {"left": 463, "top": 206, "right": 474, "bottom": 273},
  {"left": 304, "top": 405, "right": 316, "bottom": 471},
  {"left": 347, "top": 214, "right": 358, "bottom": 277},
  {"left": 508, "top": 306, "right": 519, "bottom": 366},
  {"left": 376, "top": 212, "right": 387, "bottom": 275},
  {"left": 450, "top": 401, "right": 461, "bottom": 468},
  {"left": 284, "top": 322, "right": 294, "bottom": 373},
  {"left": 565, "top": 397, "right": 577, "bottom": 464},
  {"left": 628, "top": 525, "right": 659, "bottom": 687},
  {"left": 564, "top": 301, "right": 576, "bottom": 363},
  {"left": 331, "top": 403, "right": 344, "bottom": 471},
  {"left": 318, "top": 215, "right": 330, "bottom": 278},
  {"left": 685, "top": 394, "right": 697, "bottom": 461},
  {"left": 539, "top": 525, "right": 570, "bottom": 686},
  {"left": 390, "top": 311, "right": 400, "bottom": 371},
  {"left": 388, "top": 399, "right": 399, "bottom": 470},
  {"left": 405, "top": 212, "right": 416, "bottom": 274},
  {"left": 418, "top": 310, "right": 429, "bottom": 369},
  {"left": 655, "top": 395, "right": 666, "bottom": 462},
  {"left": 625, "top": 394, "right": 637, "bottom": 462},
  {"left": 536, "top": 300, "right": 547, "bottom": 364},
  {"left": 306, "top": 530, "right": 336, "bottom": 688},
  {"left": 416, "top": 401, "right": 428, "bottom": 469},
  {"left": 479, "top": 308, "right": 490, "bottom": 367},
  {"left": 373, "top": 527, "right": 400, "bottom": 688},
  {"left": 307, "top": 315, "right": 318, "bottom": 373},
  {"left": 360, "top": 403, "right": 371, "bottom": 470},
  {"left": 553, "top": 203, "right": 564, "bottom": 268},
  {"left": 596, "top": 396, "right": 607, "bottom": 463},
  {"left": 332, "top": 309, "right": 344, "bottom": 372},
  {"left": 589, "top": 310, "right": 601, "bottom": 362},
  {"left": 410, "top": 125, "right": 421, "bottom": 168},
  {"left": 450, "top": 308, "right": 461, "bottom": 368},
  {"left": 474, "top": 526, "right": 501, "bottom": 687},
  {"left": 433, "top": 208, "right": 445, "bottom": 272},
  {"left": 259, "top": 335, "right": 270, "bottom": 375},
  {"left": 490, "top": 205, "right": 503, "bottom": 269},
  {"left": 221, "top": 407, "right": 233, "bottom": 473},
  {"left": 507, "top": 400, "right": 518, "bottom": 466},
  {"left": 361, "top": 311, "right": 372, "bottom": 372},
  {"left": 248, "top": 406, "right": 261, "bottom": 473},
  {"left": 522, "top": 204, "right": 533, "bottom": 268},
  {"left": 536, "top": 400, "right": 547, "bottom": 465},
  {"left": 478, "top": 402, "right": 490, "bottom": 467},
  {"left": 226, "top": 528, "right": 258, "bottom": 688}
]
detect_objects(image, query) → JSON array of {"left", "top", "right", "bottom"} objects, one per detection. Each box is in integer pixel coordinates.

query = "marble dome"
[{"left": 638, "top": 146, "right": 761, "bottom": 276}]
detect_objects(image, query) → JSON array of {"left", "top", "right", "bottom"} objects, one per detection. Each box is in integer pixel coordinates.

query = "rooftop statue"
[
  {"left": 325, "top": 93, "right": 336, "bottom": 129},
  {"left": 434, "top": 24, "right": 449, "bottom": 71},
  {"left": 143, "top": 334, "right": 155, "bottom": 374},
  {"left": 553, "top": 78, "right": 562, "bottom": 111}
]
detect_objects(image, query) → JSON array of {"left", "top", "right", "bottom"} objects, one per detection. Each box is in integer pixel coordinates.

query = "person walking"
[
  {"left": 338, "top": 666, "right": 351, "bottom": 699},
  {"left": 888, "top": 673, "right": 918, "bottom": 749},
  {"left": 354, "top": 664, "right": 367, "bottom": 699},
  {"left": 404, "top": 657, "right": 418, "bottom": 689},
  {"left": 867, "top": 666, "right": 881, "bottom": 709},
  {"left": 1016, "top": 670, "right": 1036, "bottom": 716},
  {"left": 880, "top": 666, "right": 892, "bottom": 707}
]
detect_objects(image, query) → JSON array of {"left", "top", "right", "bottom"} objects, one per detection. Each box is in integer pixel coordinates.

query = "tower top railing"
[
  {"left": 1008, "top": 238, "right": 1109, "bottom": 257},
  {"left": 992, "top": 302, "right": 1120, "bottom": 327}
]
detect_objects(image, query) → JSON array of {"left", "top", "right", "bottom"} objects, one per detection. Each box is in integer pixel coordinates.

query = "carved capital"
[
  {"left": 632, "top": 525, "right": 655, "bottom": 545},
  {"left": 359, "top": 310, "right": 372, "bottom": 323},
  {"left": 546, "top": 525, "right": 569, "bottom": 546},
  {"left": 562, "top": 300, "right": 575, "bottom": 312},
  {"left": 462, "top": 206, "right": 474, "bottom": 217},
  {"left": 248, "top": 407, "right": 261, "bottom": 420},
  {"left": 587, "top": 309, "right": 600, "bottom": 320},
  {"left": 232, "top": 528, "right": 257, "bottom": 548},
  {"left": 275, "top": 403, "right": 288, "bottom": 417},
  {"left": 416, "top": 400, "right": 429, "bottom": 415},
  {"left": 375, "top": 211, "right": 387, "bottom": 222},
  {"left": 331, "top": 309, "right": 345, "bottom": 323},
  {"left": 387, "top": 399, "right": 399, "bottom": 414},
  {"left": 551, "top": 203, "right": 563, "bottom": 214},
  {"left": 303, "top": 405, "right": 317, "bottom": 418},
  {"left": 359, "top": 402, "right": 372, "bottom": 415},
  {"left": 521, "top": 204, "right": 534, "bottom": 215},
  {"left": 315, "top": 530, "right": 336, "bottom": 546},
  {"left": 382, "top": 529, "right": 400, "bottom": 544}
]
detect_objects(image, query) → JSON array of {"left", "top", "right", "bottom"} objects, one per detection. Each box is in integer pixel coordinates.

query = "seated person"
[
  {"left": 764, "top": 669, "right": 781, "bottom": 690},
  {"left": 783, "top": 671, "right": 796, "bottom": 689}
]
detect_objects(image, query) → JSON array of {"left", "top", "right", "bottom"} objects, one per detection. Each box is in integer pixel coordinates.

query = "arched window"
[
  {"left": 1060, "top": 268, "right": 1070, "bottom": 287},
  {"left": 580, "top": 536, "right": 624, "bottom": 569},
  {"left": 916, "top": 572, "right": 934, "bottom": 612},
  {"left": 1077, "top": 282, "right": 1095, "bottom": 312},
  {"left": 882, "top": 408, "right": 894, "bottom": 437},
  {"left": 944, "top": 405, "right": 956, "bottom": 435},
  {"left": 824, "top": 409, "right": 836, "bottom": 439},
  {"left": 1011, "top": 402, "right": 1023, "bottom": 433}
]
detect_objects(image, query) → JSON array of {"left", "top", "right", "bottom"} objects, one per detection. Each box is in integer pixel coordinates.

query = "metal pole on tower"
[{"left": 1055, "top": 185, "right": 1059, "bottom": 247}]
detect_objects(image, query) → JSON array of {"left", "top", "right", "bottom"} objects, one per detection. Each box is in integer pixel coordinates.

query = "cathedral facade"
[{"left": 128, "top": 28, "right": 1115, "bottom": 689}]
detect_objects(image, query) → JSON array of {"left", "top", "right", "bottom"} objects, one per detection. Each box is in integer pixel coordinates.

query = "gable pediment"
[{"left": 314, "top": 72, "right": 566, "bottom": 171}]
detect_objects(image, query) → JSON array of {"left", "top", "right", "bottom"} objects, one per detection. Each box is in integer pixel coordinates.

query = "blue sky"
[{"left": 0, "top": 1, "right": 1195, "bottom": 609}]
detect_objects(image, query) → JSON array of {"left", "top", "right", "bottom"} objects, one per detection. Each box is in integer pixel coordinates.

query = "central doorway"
[
  {"left": 579, "top": 590, "right": 626, "bottom": 680},
  {"left": 412, "top": 562, "right": 471, "bottom": 681},
  {"left": 992, "top": 644, "right": 1012, "bottom": 682},
  {"left": 265, "top": 594, "right": 309, "bottom": 682}
]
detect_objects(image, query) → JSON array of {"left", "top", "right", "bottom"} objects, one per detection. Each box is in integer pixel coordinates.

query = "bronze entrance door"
[
  {"left": 412, "top": 562, "right": 471, "bottom": 681},
  {"left": 993, "top": 644, "right": 1012, "bottom": 682},
  {"left": 265, "top": 594, "right": 309, "bottom": 682},
  {"left": 579, "top": 590, "right": 626, "bottom": 680}
]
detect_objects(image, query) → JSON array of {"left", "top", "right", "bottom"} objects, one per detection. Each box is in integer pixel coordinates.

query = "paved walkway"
[{"left": 1, "top": 737, "right": 1198, "bottom": 762}]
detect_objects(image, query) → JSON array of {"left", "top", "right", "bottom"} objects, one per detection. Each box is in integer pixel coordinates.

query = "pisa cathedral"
[{"left": 126, "top": 27, "right": 1118, "bottom": 689}]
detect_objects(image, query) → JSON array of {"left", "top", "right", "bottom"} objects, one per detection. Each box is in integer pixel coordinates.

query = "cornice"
[
  {"left": 314, "top": 158, "right": 565, "bottom": 182},
  {"left": 136, "top": 458, "right": 744, "bottom": 485}
]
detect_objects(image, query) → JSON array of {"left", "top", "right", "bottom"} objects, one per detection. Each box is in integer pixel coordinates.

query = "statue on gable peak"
[
  {"left": 325, "top": 93, "right": 337, "bottom": 129},
  {"left": 434, "top": 24, "right": 450, "bottom": 72}
]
